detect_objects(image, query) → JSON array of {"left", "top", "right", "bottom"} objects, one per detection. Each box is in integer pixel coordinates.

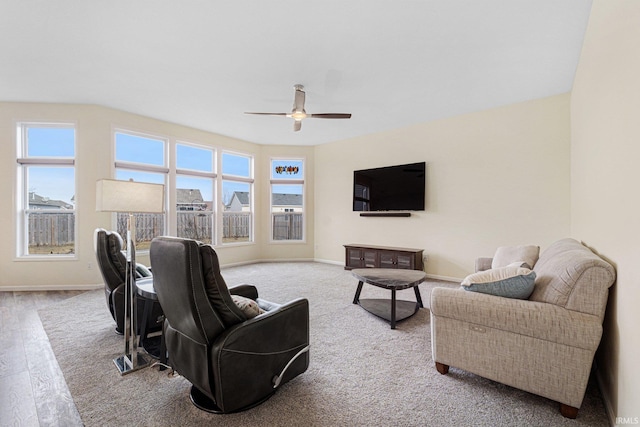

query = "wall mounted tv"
[{"left": 353, "top": 162, "right": 426, "bottom": 212}]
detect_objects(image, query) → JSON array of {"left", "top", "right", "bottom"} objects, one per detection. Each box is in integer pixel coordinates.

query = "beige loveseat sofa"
[{"left": 430, "top": 238, "right": 615, "bottom": 418}]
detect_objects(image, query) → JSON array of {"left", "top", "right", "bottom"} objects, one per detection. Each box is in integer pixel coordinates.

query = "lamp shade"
[{"left": 96, "top": 179, "right": 165, "bottom": 213}]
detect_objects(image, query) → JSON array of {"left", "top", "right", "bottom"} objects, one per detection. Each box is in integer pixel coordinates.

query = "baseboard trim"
[
  {"left": 1, "top": 262, "right": 461, "bottom": 291},
  {"left": 0, "top": 283, "right": 103, "bottom": 292},
  {"left": 220, "top": 259, "right": 261, "bottom": 269},
  {"left": 313, "top": 258, "right": 344, "bottom": 267},
  {"left": 593, "top": 361, "right": 616, "bottom": 427},
  {"left": 221, "top": 258, "right": 315, "bottom": 269},
  {"left": 258, "top": 258, "right": 315, "bottom": 264},
  {"left": 425, "top": 273, "right": 462, "bottom": 283}
]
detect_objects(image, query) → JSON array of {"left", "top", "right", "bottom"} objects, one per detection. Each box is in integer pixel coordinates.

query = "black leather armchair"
[
  {"left": 93, "top": 228, "right": 163, "bottom": 338},
  {"left": 149, "top": 236, "right": 310, "bottom": 413}
]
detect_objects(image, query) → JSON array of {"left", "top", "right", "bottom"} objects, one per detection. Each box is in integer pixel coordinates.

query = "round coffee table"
[{"left": 351, "top": 268, "right": 426, "bottom": 329}]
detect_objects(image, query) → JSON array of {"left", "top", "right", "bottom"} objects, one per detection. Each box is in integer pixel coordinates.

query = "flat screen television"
[{"left": 353, "top": 162, "right": 425, "bottom": 211}]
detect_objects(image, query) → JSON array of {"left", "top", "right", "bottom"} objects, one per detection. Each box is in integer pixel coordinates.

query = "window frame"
[
  {"left": 175, "top": 141, "right": 217, "bottom": 245},
  {"left": 269, "top": 157, "right": 305, "bottom": 243},
  {"left": 15, "top": 122, "right": 77, "bottom": 259},
  {"left": 113, "top": 128, "right": 169, "bottom": 252},
  {"left": 221, "top": 151, "right": 254, "bottom": 245}
]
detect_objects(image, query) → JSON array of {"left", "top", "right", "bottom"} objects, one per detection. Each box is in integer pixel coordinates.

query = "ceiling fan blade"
[
  {"left": 307, "top": 113, "right": 352, "bottom": 119},
  {"left": 294, "top": 87, "right": 305, "bottom": 112},
  {"left": 246, "top": 86, "right": 348, "bottom": 132}
]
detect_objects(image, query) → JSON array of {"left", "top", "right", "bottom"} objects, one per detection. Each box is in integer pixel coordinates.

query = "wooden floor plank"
[
  {"left": 0, "top": 333, "right": 28, "bottom": 380},
  {"left": 0, "top": 370, "right": 39, "bottom": 427},
  {"left": 0, "top": 290, "right": 85, "bottom": 427},
  {"left": 0, "top": 291, "right": 15, "bottom": 308},
  {"left": 24, "top": 334, "right": 82, "bottom": 427}
]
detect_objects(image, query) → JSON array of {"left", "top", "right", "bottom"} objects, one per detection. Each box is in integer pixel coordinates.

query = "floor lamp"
[{"left": 96, "top": 178, "right": 165, "bottom": 375}]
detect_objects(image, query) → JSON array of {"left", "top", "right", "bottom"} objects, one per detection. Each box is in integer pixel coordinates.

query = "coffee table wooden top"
[{"left": 351, "top": 268, "right": 427, "bottom": 290}]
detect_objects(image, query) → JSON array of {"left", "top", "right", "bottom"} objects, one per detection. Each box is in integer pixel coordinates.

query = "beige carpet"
[{"left": 39, "top": 262, "right": 609, "bottom": 426}]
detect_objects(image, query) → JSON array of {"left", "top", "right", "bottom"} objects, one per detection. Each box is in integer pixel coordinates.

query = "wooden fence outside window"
[{"left": 27, "top": 211, "right": 302, "bottom": 251}]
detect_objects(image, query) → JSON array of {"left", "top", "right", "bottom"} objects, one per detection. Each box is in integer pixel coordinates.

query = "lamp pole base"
[{"left": 113, "top": 352, "right": 152, "bottom": 375}]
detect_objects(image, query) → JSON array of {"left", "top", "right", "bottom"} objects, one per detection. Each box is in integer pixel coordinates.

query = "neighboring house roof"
[
  {"left": 28, "top": 192, "right": 73, "bottom": 209},
  {"left": 176, "top": 188, "right": 204, "bottom": 204},
  {"left": 225, "top": 191, "right": 302, "bottom": 208},
  {"left": 272, "top": 193, "right": 302, "bottom": 206},
  {"left": 231, "top": 191, "right": 250, "bottom": 206}
]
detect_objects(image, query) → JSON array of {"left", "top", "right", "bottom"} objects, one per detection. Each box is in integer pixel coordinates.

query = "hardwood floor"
[{"left": 0, "top": 291, "right": 85, "bottom": 427}]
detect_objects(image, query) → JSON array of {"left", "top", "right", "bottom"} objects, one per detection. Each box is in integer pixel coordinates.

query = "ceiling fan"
[{"left": 245, "top": 84, "right": 351, "bottom": 132}]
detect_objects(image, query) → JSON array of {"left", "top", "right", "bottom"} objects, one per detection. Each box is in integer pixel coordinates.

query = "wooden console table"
[{"left": 344, "top": 244, "right": 424, "bottom": 271}]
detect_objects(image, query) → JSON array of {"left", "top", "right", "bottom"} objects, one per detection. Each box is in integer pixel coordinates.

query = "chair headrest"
[{"left": 94, "top": 228, "right": 127, "bottom": 280}]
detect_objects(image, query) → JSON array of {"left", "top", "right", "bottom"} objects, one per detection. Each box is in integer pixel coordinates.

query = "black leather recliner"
[
  {"left": 149, "top": 236, "right": 310, "bottom": 413},
  {"left": 93, "top": 228, "right": 164, "bottom": 338}
]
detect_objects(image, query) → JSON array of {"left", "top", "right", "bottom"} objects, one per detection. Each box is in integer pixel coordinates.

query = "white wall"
[
  {"left": 571, "top": 0, "right": 640, "bottom": 422},
  {"left": 314, "top": 94, "right": 571, "bottom": 279},
  {"left": 0, "top": 103, "right": 314, "bottom": 289}
]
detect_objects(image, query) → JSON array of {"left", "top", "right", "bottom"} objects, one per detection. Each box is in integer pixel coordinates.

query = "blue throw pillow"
[{"left": 461, "top": 266, "right": 537, "bottom": 299}]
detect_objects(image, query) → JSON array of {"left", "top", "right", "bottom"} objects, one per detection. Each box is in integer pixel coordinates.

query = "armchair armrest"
[
  {"left": 216, "top": 297, "right": 309, "bottom": 352},
  {"left": 210, "top": 298, "right": 309, "bottom": 412},
  {"left": 228, "top": 284, "right": 258, "bottom": 300},
  {"left": 430, "top": 288, "right": 602, "bottom": 350},
  {"left": 135, "top": 263, "right": 152, "bottom": 278},
  {"left": 475, "top": 257, "right": 493, "bottom": 272}
]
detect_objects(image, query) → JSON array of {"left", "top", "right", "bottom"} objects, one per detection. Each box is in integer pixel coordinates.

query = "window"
[
  {"left": 176, "top": 143, "right": 216, "bottom": 244},
  {"left": 270, "top": 159, "right": 304, "bottom": 241},
  {"left": 114, "top": 131, "right": 168, "bottom": 250},
  {"left": 222, "top": 152, "right": 253, "bottom": 244},
  {"left": 16, "top": 124, "right": 76, "bottom": 256}
]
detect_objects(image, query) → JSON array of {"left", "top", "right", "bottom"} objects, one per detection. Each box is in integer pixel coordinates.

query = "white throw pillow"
[
  {"left": 231, "top": 295, "right": 266, "bottom": 319},
  {"left": 491, "top": 245, "right": 540, "bottom": 269}
]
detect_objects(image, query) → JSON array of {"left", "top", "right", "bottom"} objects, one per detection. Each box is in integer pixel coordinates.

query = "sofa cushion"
[
  {"left": 491, "top": 245, "right": 540, "bottom": 269},
  {"left": 461, "top": 265, "right": 536, "bottom": 299}
]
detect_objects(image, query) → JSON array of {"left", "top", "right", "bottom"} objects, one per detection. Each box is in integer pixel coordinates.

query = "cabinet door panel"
[
  {"left": 396, "top": 254, "right": 414, "bottom": 269},
  {"left": 379, "top": 252, "right": 396, "bottom": 268},
  {"left": 347, "top": 248, "right": 364, "bottom": 268},
  {"left": 363, "top": 250, "right": 378, "bottom": 268}
]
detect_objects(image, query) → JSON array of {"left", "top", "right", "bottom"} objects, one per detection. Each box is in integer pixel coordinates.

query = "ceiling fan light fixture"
[
  {"left": 289, "top": 111, "right": 307, "bottom": 120},
  {"left": 245, "top": 84, "right": 351, "bottom": 132}
]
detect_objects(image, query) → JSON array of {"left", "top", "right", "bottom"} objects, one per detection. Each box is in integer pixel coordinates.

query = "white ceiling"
[{"left": 0, "top": 1, "right": 592, "bottom": 146}]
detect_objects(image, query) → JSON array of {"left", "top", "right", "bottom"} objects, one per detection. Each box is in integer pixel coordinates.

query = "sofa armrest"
[
  {"left": 475, "top": 257, "right": 493, "bottom": 272},
  {"left": 430, "top": 287, "right": 602, "bottom": 350}
]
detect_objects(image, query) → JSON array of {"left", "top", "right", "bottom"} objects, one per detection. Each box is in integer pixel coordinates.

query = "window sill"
[
  {"left": 269, "top": 240, "right": 307, "bottom": 245},
  {"left": 15, "top": 254, "right": 78, "bottom": 262}
]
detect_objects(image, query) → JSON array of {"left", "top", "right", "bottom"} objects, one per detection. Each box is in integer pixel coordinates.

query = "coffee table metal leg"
[
  {"left": 390, "top": 289, "right": 397, "bottom": 329},
  {"left": 353, "top": 281, "right": 364, "bottom": 304},
  {"left": 414, "top": 286, "right": 424, "bottom": 308}
]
